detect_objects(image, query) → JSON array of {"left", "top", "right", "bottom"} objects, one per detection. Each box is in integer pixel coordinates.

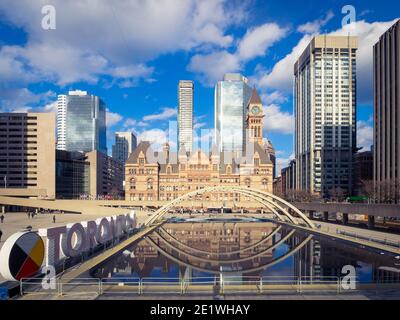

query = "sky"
[{"left": 0, "top": 0, "right": 399, "bottom": 174}]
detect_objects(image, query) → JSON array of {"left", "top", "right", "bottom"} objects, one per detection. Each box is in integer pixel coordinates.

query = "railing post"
[
  {"left": 58, "top": 282, "right": 63, "bottom": 297},
  {"left": 20, "top": 280, "right": 23, "bottom": 296}
]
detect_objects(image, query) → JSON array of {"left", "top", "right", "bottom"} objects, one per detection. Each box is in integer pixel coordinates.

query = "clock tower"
[{"left": 246, "top": 87, "right": 264, "bottom": 146}]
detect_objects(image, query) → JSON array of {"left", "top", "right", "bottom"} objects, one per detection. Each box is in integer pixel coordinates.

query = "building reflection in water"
[{"left": 92, "top": 222, "right": 400, "bottom": 283}]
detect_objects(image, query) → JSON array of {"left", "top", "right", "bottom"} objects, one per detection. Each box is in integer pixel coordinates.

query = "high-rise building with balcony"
[
  {"left": 373, "top": 20, "right": 400, "bottom": 202},
  {"left": 56, "top": 90, "right": 107, "bottom": 154},
  {"left": 294, "top": 35, "right": 358, "bottom": 197},
  {"left": 112, "top": 132, "right": 137, "bottom": 164},
  {"left": 178, "top": 80, "right": 194, "bottom": 152},
  {"left": 215, "top": 73, "right": 253, "bottom": 152}
]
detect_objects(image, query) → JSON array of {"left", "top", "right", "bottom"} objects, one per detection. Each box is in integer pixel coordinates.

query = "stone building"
[{"left": 125, "top": 88, "right": 274, "bottom": 202}]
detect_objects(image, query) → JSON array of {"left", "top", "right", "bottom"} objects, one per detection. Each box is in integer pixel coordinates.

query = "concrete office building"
[
  {"left": 373, "top": 20, "right": 400, "bottom": 202},
  {"left": 215, "top": 73, "right": 253, "bottom": 152},
  {"left": 112, "top": 132, "right": 137, "bottom": 165},
  {"left": 86, "top": 150, "right": 124, "bottom": 198},
  {"left": 56, "top": 90, "right": 107, "bottom": 154},
  {"left": 56, "top": 150, "right": 124, "bottom": 199},
  {"left": 0, "top": 112, "right": 56, "bottom": 198},
  {"left": 178, "top": 80, "right": 194, "bottom": 152},
  {"left": 294, "top": 35, "right": 358, "bottom": 197}
]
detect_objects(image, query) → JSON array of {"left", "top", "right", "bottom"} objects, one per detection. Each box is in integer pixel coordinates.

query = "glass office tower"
[
  {"left": 58, "top": 90, "right": 107, "bottom": 154},
  {"left": 215, "top": 73, "right": 252, "bottom": 152}
]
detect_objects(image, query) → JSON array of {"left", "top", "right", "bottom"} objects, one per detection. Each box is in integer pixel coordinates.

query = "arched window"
[
  {"left": 130, "top": 178, "right": 136, "bottom": 190},
  {"left": 245, "top": 178, "right": 251, "bottom": 187},
  {"left": 147, "top": 178, "right": 153, "bottom": 190},
  {"left": 262, "top": 178, "right": 268, "bottom": 187}
]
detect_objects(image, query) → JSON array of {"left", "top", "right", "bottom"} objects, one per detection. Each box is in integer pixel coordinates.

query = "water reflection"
[{"left": 92, "top": 221, "right": 400, "bottom": 283}]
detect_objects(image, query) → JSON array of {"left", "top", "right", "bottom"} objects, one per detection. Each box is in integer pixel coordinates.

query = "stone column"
[
  {"left": 368, "top": 216, "right": 375, "bottom": 229},
  {"left": 1, "top": 206, "right": 5, "bottom": 215}
]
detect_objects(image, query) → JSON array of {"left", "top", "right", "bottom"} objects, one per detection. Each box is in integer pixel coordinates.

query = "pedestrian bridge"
[{"left": 144, "top": 186, "right": 315, "bottom": 229}]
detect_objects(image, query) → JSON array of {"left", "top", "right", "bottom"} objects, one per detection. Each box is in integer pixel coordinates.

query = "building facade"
[
  {"left": 56, "top": 90, "right": 107, "bottom": 154},
  {"left": 126, "top": 88, "right": 274, "bottom": 203},
  {"left": 112, "top": 132, "right": 137, "bottom": 165},
  {"left": 0, "top": 112, "right": 56, "bottom": 198},
  {"left": 353, "top": 150, "right": 373, "bottom": 196},
  {"left": 56, "top": 150, "right": 124, "bottom": 199},
  {"left": 86, "top": 151, "right": 124, "bottom": 199},
  {"left": 56, "top": 150, "right": 90, "bottom": 199},
  {"left": 374, "top": 20, "right": 400, "bottom": 202},
  {"left": 178, "top": 80, "right": 194, "bottom": 152},
  {"left": 294, "top": 35, "right": 358, "bottom": 197},
  {"left": 215, "top": 73, "right": 253, "bottom": 152}
]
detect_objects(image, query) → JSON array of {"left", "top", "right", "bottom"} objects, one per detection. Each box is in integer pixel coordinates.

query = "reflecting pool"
[{"left": 92, "top": 220, "right": 400, "bottom": 283}]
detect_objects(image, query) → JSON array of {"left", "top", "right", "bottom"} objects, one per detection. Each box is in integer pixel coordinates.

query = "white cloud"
[
  {"left": 188, "top": 21, "right": 288, "bottom": 86},
  {"left": 263, "top": 104, "right": 294, "bottom": 135},
  {"left": 256, "top": 34, "right": 313, "bottom": 92},
  {"left": 297, "top": 11, "right": 334, "bottom": 34},
  {"left": 188, "top": 51, "right": 241, "bottom": 86},
  {"left": 261, "top": 90, "right": 288, "bottom": 104},
  {"left": 142, "top": 107, "right": 177, "bottom": 121},
  {"left": 106, "top": 109, "right": 123, "bottom": 127},
  {"left": 357, "top": 120, "right": 373, "bottom": 151},
  {"left": 0, "top": 0, "right": 248, "bottom": 88},
  {"left": 0, "top": 88, "right": 55, "bottom": 112},
  {"left": 237, "top": 23, "right": 288, "bottom": 60},
  {"left": 258, "top": 19, "right": 398, "bottom": 104}
]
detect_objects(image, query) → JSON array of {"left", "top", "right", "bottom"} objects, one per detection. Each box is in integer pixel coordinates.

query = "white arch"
[{"left": 144, "top": 186, "right": 315, "bottom": 229}]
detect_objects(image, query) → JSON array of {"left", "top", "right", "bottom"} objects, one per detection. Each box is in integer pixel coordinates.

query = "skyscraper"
[
  {"left": 56, "top": 90, "right": 107, "bottom": 154},
  {"left": 215, "top": 73, "right": 252, "bottom": 152},
  {"left": 374, "top": 20, "right": 400, "bottom": 202},
  {"left": 294, "top": 35, "right": 358, "bottom": 197},
  {"left": 178, "top": 80, "right": 194, "bottom": 152},
  {"left": 56, "top": 94, "right": 67, "bottom": 150},
  {"left": 112, "top": 132, "right": 137, "bottom": 164}
]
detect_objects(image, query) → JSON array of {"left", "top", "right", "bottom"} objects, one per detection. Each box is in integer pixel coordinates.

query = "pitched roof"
[{"left": 248, "top": 87, "right": 262, "bottom": 105}]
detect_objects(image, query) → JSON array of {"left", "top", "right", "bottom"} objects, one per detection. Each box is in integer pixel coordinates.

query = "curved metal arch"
[
  {"left": 145, "top": 186, "right": 288, "bottom": 226},
  {"left": 228, "top": 187, "right": 299, "bottom": 225},
  {"left": 145, "top": 235, "right": 313, "bottom": 275},
  {"left": 157, "top": 225, "right": 282, "bottom": 256},
  {"left": 148, "top": 229, "right": 295, "bottom": 264},
  {"left": 227, "top": 188, "right": 298, "bottom": 225},
  {"left": 238, "top": 188, "right": 315, "bottom": 228},
  {"left": 145, "top": 186, "right": 315, "bottom": 229}
]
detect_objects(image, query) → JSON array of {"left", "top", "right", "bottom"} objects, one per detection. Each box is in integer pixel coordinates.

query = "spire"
[{"left": 248, "top": 87, "right": 262, "bottom": 105}]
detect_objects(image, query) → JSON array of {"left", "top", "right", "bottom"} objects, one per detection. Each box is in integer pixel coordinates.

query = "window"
[
  {"left": 147, "top": 178, "right": 153, "bottom": 190},
  {"left": 129, "top": 178, "right": 136, "bottom": 190}
]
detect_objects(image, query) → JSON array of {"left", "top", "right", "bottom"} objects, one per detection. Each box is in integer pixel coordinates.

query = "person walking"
[
  {"left": 52, "top": 215, "right": 56, "bottom": 224},
  {"left": 0, "top": 215, "right": 4, "bottom": 223},
  {"left": 0, "top": 229, "right": 2, "bottom": 242},
  {"left": 27, "top": 212, "right": 30, "bottom": 219}
]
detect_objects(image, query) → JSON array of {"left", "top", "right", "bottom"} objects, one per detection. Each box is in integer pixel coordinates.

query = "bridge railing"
[
  {"left": 18, "top": 275, "right": 400, "bottom": 298},
  {"left": 336, "top": 230, "right": 400, "bottom": 248}
]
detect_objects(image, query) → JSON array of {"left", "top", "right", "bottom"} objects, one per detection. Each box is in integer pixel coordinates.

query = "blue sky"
[{"left": 0, "top": 0, "right": 399, "bottom": 173}]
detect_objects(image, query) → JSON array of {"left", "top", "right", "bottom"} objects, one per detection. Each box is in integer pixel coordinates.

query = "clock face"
[{"left": 251, "top": 106, "right": 261, "bottom": 115}]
